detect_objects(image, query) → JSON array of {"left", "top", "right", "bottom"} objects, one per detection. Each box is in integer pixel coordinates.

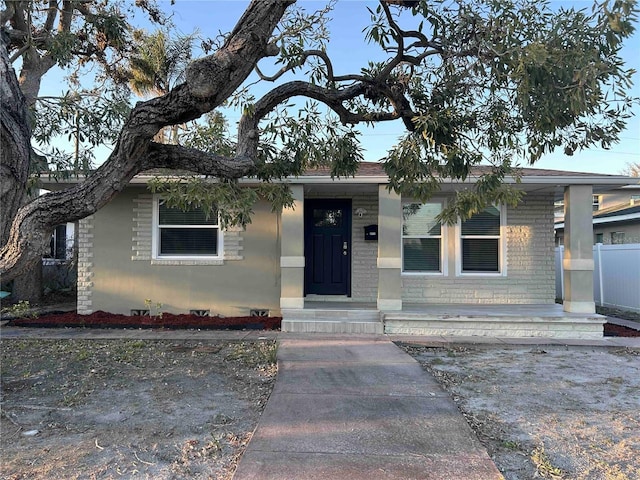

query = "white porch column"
[
  {"left": 377, "top": 185, "right": 402, "bottom": 310},
  {"left": 280, "top": 185, "right": 305, "bottom": 309},
  {"left": 563, "top": 184, "right": 595, "bottom": 313}
]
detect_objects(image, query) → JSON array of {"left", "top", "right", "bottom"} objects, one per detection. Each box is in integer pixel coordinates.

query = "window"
[
  {"left": 154, "top": 200, "right": 222, "bottom": 258},
  {"left": 47, "top": 224, "right": 68, "bottom": 260},
  {"left": 594, "top": 233, "right": 604, "bottom": 244},
  {"left": 592, "top": 195, "right": 601, "bottom": 211},
  {"left": 459, "top": 206, "right": 503, "bottom": 274},
  {"left": 313, "top": 208, "right": 343, "bottom": 227},
  {"left": 402, "top": 203, "right": 443, "bottom": 273},
  {"left": 611, "top": 231, "right": 625, "bottom": 245}
]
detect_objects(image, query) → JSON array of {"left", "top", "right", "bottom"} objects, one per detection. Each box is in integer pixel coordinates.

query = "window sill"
[
  {"left": 151, "top": 258, "right": 224, "bottom": 266},
  {"left": 457, "top": 272, "right": 505, "bottom": 277},
  {"left": 402, "top": 271, "right": 444, "bottom": 276},
  {"left": 42, "top": 258, "right": 71, "bottom": 265}
]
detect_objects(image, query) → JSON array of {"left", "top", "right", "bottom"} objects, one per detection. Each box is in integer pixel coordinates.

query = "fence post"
[
  {"left": 595, "top": 243, "right": 604, "bottom": 307},
  {"left": 559, "top": 245, "right": 564, "bottom": 300}
]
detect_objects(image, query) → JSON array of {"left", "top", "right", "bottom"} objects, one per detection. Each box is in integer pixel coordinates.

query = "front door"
[{"left": 304, "top": 199, "right": 351, "bottom": 296}]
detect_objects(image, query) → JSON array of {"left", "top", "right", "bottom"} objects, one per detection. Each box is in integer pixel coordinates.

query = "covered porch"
[{"left": 278, "top": 170, "right": 628, "bottom": 339}]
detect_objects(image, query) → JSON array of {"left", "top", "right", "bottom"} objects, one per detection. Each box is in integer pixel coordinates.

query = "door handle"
[{"left": 343, "top": 241, "right": 348, "bottom": 256}]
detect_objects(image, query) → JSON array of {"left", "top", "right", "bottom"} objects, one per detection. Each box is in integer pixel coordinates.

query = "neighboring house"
[
  {"left": 42, "top": 165, "right": 632, "bottom": 338},
  {"left": 555, "top": 185, "right": 640, "bottom": 245}
]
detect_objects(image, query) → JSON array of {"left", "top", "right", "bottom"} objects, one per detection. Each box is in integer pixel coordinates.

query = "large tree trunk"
[
  {"left": 0, "top": 34, "right": 31, "bottom": 247},
  {"left": 0, "top": 0, "right": 295, "bottom": 284},
  {"left": 1, "top": 35, "right": 51, "bottom": 302},
  {"left": 12, "top": 264, "right": 43, "bottom": 303}
]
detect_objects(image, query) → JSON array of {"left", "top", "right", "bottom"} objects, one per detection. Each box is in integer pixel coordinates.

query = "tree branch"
[
  {"left": 255, "top": 48, "right": 367, "bottom": 84},
  {"left": 1, "top": 0, "right": 296, "bottom": 282},
  {"left": 142, "top": 143, "right": 256, "bottom": 179},
  {"left": 43, "top": 1, "right": 58, "bottom": 34}
]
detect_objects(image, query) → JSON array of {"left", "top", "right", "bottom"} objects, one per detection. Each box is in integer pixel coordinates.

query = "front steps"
[{"left": 281, "top": 307, "right": 383, "bottom": 334}]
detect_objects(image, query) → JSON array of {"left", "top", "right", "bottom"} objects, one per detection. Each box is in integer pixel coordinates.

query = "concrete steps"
[{"left": 281, "top": 308, "right": 383, "bottom": 334}]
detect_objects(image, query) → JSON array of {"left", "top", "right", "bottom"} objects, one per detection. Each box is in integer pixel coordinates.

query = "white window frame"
[
  {"left": 401, "top": 201, "right": 447, "bottom": 276},
  {"left": 152, "top": 196, "right": 224, "bottom": 261},
  {"left": 455, "top": 204, "right": 507, "bottom": 277}
]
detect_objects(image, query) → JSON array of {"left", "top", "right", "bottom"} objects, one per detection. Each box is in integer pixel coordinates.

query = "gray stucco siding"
[{"left": 84, "top": 188, "right": 281, "bottom": 316}]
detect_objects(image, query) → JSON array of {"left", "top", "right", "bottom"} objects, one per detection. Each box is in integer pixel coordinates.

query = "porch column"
[
  {"left": 280, "top": 185, "right": 305, "bottom": 309},
  {"left": 563, "top": 185, "right": 595, "bottom": 313},
  {"left": 377, "top": 185, "right": 402, "bottom": 310}
]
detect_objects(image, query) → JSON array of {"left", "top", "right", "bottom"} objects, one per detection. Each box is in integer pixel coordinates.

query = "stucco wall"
[
  {"left": 402, "top": 194, "right": 556, "bottom": 304},
  {"left": 80, "top": 187, "right": 281, "bottom": 316},
  {"left": 594, "top": 223, "right": 640, "bottom": 244}
]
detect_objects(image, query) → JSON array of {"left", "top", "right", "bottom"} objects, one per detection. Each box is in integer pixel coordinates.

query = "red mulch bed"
[
  {"left": 8, "top": 310, "right": 281, "bottom": 330},
  {"left": 8, "top": 312, "right": 638, "bottom": 336},
  {"left": 603, "top": 322, "right": 640, "bottom": 337}
]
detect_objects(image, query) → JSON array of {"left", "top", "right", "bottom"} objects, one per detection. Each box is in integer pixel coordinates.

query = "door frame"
[{"left": 304, "top": 198, "right": 352, "bottom": 296}]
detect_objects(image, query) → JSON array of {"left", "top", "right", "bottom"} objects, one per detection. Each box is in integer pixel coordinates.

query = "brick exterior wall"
[
  {"left": 132, "top": 194, "right": 152, "bottom": 261},
  {"left": 402, "top": 194, "right": 556, "bottom": 304},
  {"left": 76, "top": 215, "right": 94, "bottom": 314},
  {"left": 351, "top": 194, "right": 379, "bottom": 301}
]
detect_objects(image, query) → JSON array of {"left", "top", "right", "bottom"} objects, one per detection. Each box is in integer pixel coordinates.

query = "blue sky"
[{"left": 37, "top": 0, "right": 639, "bottom": 175}]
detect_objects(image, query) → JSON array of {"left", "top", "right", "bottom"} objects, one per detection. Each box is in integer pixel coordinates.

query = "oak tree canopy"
[{"left": 1, "top": 0, "right": 637, "bottom": 285}]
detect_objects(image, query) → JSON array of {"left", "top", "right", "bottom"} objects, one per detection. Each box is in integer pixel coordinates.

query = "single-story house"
[{"left": 45, "top": 164, "right": 632, "bottom": 338}]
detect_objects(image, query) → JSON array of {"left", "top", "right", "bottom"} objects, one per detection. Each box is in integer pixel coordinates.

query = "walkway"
[{"left": 232, "top": 335, "right": 503, "bottom": 480}]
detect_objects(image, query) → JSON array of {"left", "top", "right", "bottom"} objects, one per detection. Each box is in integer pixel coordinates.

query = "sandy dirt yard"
[
  {"left": 402, "top": 344, "right": 640, "bottom": 480},
  {"left": 2, "top": 338, "right": 639, "bottom": 480},
  {"left": 0, "top": 339, "right": 276, "bottom": 480}
]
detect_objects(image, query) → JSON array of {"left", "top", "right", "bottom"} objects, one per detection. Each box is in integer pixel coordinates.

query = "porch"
[
  {"left": 278, "top": 177, "right": 622, "bottom": 339},
  {"left": 281, "top": 303, "right": 606, "bottom": 339}
]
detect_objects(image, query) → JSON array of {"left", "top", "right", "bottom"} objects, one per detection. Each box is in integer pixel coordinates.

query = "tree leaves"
[{"left": 147, "top": 176, "right": 294, "bottom": 228}]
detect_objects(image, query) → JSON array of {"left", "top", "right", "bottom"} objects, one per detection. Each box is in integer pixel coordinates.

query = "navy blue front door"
[{"left": 305, "top": 199, "right": 351, "bottom": 296}]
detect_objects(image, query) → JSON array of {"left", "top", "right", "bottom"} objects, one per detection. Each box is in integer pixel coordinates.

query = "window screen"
[
  {"left": 402, "top": 203, "right": 442, "bottom": 272},
  {"left": 460, "top": 206, "right": 501, "bottom": 273},
  {"left": 157, "top": 202, "right": 219, "bottom": 256}
]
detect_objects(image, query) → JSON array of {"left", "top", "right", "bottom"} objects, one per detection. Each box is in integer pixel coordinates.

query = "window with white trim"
[
  {"left": 459, "top": 205, "right": 503, "bottom": 274},
  {"left": 402, "top": 203, "right": 443, "bottom": 273},
  {"left": 154, "top": 200, "right": 222, "bottom": 258}
]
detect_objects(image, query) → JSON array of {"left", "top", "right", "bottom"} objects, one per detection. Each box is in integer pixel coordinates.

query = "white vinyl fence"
[{"left": 555, "top": 244, "right": 640, "bottom": 313}]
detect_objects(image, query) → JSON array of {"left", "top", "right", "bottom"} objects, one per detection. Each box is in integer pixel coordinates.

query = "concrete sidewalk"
[{"left": 233, "top": 336, "right": 503, "bottom": 480}]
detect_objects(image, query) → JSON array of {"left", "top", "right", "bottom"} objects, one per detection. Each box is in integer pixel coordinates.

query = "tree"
[
  {"left": 1, "top": 0, "right": 638, "bottom": 285},
  {"left": 1, "top": 0, "right": 148, "bottom": 300},
  {"left": 128, "top": 28, "right": 197, "bottom": 144},
  {"left": 621, "top": 162, "right": 640, "bottom": 176}
]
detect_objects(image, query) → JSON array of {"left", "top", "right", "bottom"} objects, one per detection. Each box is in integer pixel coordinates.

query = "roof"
[
  {"left": 302, "top": 163, "right": 624, "bottom": 178},
  {"left": 593, "top": 202, "right": 640, "bottom": 219},
  {"left": 556, "top": 201, "right": 640, "bottom": 229},
  {"left": 41, "top": 162, "right": 635, "bottom": 193}
]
